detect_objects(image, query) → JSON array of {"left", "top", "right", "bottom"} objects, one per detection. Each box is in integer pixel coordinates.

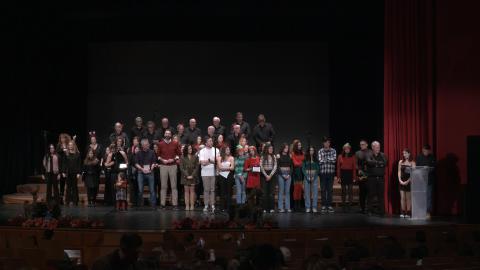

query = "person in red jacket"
[
  {"left": 291, "top": 140, "right": 305, "bottom": 212},
  {"left": 336, "top": 143, "right": 357, "bottom": 212},
  {"left": 244, "top": 146, "right": 261, "bottom": 205},
  {"left": 156, "top": 129, "right": 182, "bottom": 210}
]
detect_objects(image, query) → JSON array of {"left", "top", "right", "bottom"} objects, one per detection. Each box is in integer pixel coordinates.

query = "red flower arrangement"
[
  {"left": 172, "top": 217, "right": 276, "bottom": 230},
  {"left": 6, "top": 215, "right": 104, "bottom": 229}
]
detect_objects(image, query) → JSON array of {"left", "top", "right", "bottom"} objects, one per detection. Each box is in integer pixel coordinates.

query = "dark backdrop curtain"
[{"left": 383, "top": 0, "right": 435, "bottom": 215}]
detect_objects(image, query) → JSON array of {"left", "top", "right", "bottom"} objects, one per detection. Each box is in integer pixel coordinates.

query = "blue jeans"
[
  {"left": 277, "top": 174, "right": 291, "bottom": 210},
  {"left": 138, "top": 173, "right": 156, "bottom": 207},
  {"left": 304, "top": 176, "right": 318, "bottom": 209},
  {"left": 235, "top": 174, "right": 246, "bottom": 204},
  {"left": 320, "top": 173, "right": 334, "bottom": 207}
]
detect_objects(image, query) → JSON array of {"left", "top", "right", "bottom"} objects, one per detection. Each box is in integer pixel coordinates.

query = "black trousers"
[
  {"left": 367, "top": 176, "right": 385, "bottom": 215},
  {"left": 104, "top": 171, "right": 116, "bottom": 206},
  {"left": 261, "top": 171, "right": 275, "bottom": 211},
  {"left": 87, "top": 186, "right": 99, "bottom": 203},
  {"left": 129, "top": 171, "right": 138, "bottom": 206},
  {"left": 358, "top": 181, "right": 368, "bottom": 211},
  {"left": 65, "top": 173, "right": 79, "bottom": 205},
  {"left": 219, "top": 173, "right": 234, "bottom": 210},
  {"left": 59, "top": 174, "right": 66, "bottom": 197},
  {"left": 46, "top": 172, "right": 60, "bottom": 203}
]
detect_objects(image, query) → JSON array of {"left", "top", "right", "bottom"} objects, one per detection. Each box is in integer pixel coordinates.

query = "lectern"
[{"left": 410, "top": 166, "right": 432, "bottom": 220}]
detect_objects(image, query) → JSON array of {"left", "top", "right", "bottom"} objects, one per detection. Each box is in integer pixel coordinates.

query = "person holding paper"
[
  {"left": 199, "top": 137, "right": 220, "bottom": 212},
  {"left": 217, "top": 145, "right": 235, "bottom": 212},
  {"left": 244, "top": 146, "right": 261, "bottom": 193},
  {"left": 416, "top": 144, "right": 436, "bottom": 218},
  {"left": 135, "top": 139, "right": 157, "bottom": 208},
  {"left": 366, "top": 141, "right": 388, "bottom": 216}
]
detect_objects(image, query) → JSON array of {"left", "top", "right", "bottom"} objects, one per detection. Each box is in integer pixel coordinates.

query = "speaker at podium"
[{"left": 410, "top": 166, "right": 433, "bottom": 220}]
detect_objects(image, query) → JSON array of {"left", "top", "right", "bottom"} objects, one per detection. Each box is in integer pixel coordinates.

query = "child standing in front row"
[{"left": 116, "top": 172, "right": 128, "bottom": 211}]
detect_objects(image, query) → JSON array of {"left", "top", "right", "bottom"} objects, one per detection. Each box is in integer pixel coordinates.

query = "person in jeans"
[
  {"left": 318, "top": 137, "right": 337, "bottom": 214},
  {"left": 135, "top": 139, "right": 157, "bottom": 209},
  {"left": 416, "top": 144, "right": 436, "bottom": 219},
  {"left": 276, "top": 143, "right": 293, "bottom": 213},
  {"left": 199, "top": 137, "right": 219, "bottom": 212},
  {"left": 157, "top": 130, "right": 181, "bottom": 210},
  {"left": 234, "top": 145, "right": 248, "bottom": 205},
  {"left": 302, "top": 146, "right": 320, "bottom": 213},
  {"left": 217, "top": 145, "right": 235, "bottom": 212},
  {"left": 260, "top": 143, "right": 277, "bottom": 213},
  {"left": 366, "top": 141, "right": 388, "bottom": 216},
  {"left": 336, "top": 143, "right": 357, "bottom": 212},
  {"left": 355, "top": 140, "right": 372, "bottom": 214}
]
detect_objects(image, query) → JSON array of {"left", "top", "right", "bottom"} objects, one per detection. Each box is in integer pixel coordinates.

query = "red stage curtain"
[{"left": 383, "top": 0, "right": 435, "bottom": 215}]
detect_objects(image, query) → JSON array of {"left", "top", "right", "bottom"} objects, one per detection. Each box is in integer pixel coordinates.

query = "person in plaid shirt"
[{"left": 318, "top": 137, "right": 337, "bottom": 213}]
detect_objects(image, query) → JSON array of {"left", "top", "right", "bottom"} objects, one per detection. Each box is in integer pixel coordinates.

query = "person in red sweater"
[
  {"left": 156, "top": 130, "right": 182, "bottom": 210},
  {"left": 291, "top": 140, "right": 305, "bottom": 212},
  {"left": 244, "top": 146, "right": 261, "bottom": 205},
  {"left": 336, "top": 143, "right": 357, "bottom": 212}
]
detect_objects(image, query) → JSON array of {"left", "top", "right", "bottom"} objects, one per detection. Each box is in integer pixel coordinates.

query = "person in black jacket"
[
  {"left": 130, "top": 117, "right": 145, "bottom": 141},
  {"left": 184, "top": 118, "right": 202, "bottom": 145},
  {"left": 62, "top": 141, "right": 82, "bottom": 206},
  {"left": 252, "top": 114, "right": 275, "bottom": 149},
  {"left": 366, "top": 141, "right": 388, "bottom": 216},
  {"left": 416, "top": 144, "right": 436, "bottom": 217},
  {"left": 83, "top": 149, "right": 101, "bottom": 207},
  {"left": 42, "top": 144, "right": 60, "bottom": 203}
]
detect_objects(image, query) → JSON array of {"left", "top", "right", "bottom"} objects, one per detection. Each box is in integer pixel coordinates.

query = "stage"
[{"left": 0, "top": 204, "right": 457, "bottom": 231}]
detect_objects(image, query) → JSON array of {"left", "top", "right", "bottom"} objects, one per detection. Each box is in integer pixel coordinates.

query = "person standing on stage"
[
  {"left": 130, "top": 117, "right": 145, "bottom": 141},
  {"left": 398, "top": 149, "right": 415, "bottom": 218},
  {"left": 42, "top": 144, "right": 60, "bottom": 203},
  {"left": 252, "top": 114, "right": 275, "bottom": 150},
  {"left": 175, "top": 123, "right": 187, "bottom": 145},
  {"left": 276, "top": 143, "right": 293, "bottom": 213},
  {"left": 318, "top": 137, "right": 337, "bottom": 214},
  {"left": 180, "top": 144, "right": 199, "bottom": 211},
  {"left": 157, "top": 129, "right": 181, "bottom": 210},
  {"left": 62, "top": 141, "right": 81, "bottom": 206},
  {"left": 260, "top": 143, "right": 277, "bottom": 213},
  {"left": 86, "top": 131, "right": 103, "bottom": 160},
  {"left": 216, "top": 134, "right": 226, "bottom": 149},
  {"left": 228, "top": 124, "right": 243, "bottom": 150},
  {"left": 83, "top": 148, "right": 101, "bottom": 207},
  {"left": 107, "top": 137, "right": 128, "bottom": 206},
  {"left": 336, "top": 143, "right": 357, "bottom": 212},
  {"left": 205, "top": 125, "right": 216, "bottom": 142},
  {"left": 135, "top": 139, "right": 157, "bottom": 208},
  {"left": 416, "top": 144, "right": 436, "bottom": 218},
  {"left": 184, "top": 118, "right": 202, "bottom": 145},
  {"left": 231, "top": 112, "right": 251, "bottom": 140},
  {"left": 143, "top": 121, "right": 162, "bottom": 147},
  {"left": 366, "top": 141, "right": 388, "bottom": 216},
  {"left": 244, "top": 146, "right": 261, "bottom": 206},
  {"left": 199, "top": 137, "right": 220, "bottom": 212},
  {"left": 103, "top": 145, "right": 115, "bottom": 206},
  {"left": 234, "top": 145, "right": 248, "bottom": 205},
  {"left": 291, "top": 140, "right": 305, "bottom": 212},
  {"left": 213, "top": 116, "right": 226, "bottom": 139},
  {"left": 355, "top": 140, "right": 371, "bottom": 214},
  {"left": 127, "top": 137, "right": 140, "bottom": 206},
  {"left": 217, "top": 145, "right": 235, "bottom": 212},
  {"left": 56, "top": 133, "right": 72, "bottom": 204},
  {"left": 302, "top": 146, "right": 320, "bottom": 213},
  {"left": 159, "top": 117, "right": 174, "bottom": 137},
  {"left": 109, "top": 122, "right": 130, "bottom": 147}
]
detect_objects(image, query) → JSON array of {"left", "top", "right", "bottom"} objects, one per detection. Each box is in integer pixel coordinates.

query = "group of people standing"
[{"left": 41, "top": 112, "right": 436, "bottom": 217}]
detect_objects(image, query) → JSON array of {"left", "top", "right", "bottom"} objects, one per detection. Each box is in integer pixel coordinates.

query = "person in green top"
[
  {"left": 234, "top": 145, "right": 248, "bottom": 205},
  {"left": 302, "top": 146, "right": 320, "bottom": 213}
]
